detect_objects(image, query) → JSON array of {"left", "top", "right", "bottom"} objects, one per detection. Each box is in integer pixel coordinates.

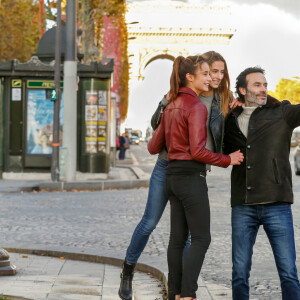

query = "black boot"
[{"left": 118, "top": 261, "right": 136, "bottom": 300}]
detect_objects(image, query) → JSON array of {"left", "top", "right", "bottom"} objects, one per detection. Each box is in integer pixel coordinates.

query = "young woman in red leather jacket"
[{"left": 148, "top": 55, "right": 243, "bottom": 300}]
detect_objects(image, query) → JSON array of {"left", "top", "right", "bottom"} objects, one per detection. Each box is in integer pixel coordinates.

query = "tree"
[
  {"left": 0, "top": 0, "right": 41, "bottom": 62},
  {"left": 82, "top": 0, "right": 128, "bottom": 120},
  {"left": 45, "top": 0, "right": 129, "bottom": 120},
  {"left": 269, "top": 77, "right": 300, "bottom": 104}
]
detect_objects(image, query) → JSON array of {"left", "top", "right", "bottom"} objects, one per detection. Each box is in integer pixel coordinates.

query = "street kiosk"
[{"left": 0, "top": 27, "right": 114, "bottom": 175}]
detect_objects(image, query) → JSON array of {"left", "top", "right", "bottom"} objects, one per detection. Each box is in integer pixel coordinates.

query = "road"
[{"left": 1, "top": 142, "right": 300, "bottom": 299}]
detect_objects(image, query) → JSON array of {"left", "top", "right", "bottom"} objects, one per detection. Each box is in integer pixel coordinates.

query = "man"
[{"left": 224, "top": 67, "right": 300, "bottom": 300}]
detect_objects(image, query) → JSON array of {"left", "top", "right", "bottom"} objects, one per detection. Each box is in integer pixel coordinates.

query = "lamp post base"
[
  {"left": 0, "top": 249, "right": 16, "bottom": 276},
  {"left": 0, "top": 264, "right": 17, "bottom": 275}
]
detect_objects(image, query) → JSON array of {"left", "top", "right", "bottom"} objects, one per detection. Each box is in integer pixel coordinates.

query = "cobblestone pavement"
[{"left": 1, "top": 146, "right": 300, "bottom": 299}]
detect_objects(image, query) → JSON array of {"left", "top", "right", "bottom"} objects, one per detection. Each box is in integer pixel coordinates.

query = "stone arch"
[
  {"left": 145, "top": 54, "right": 175, "bottom": 69},
  {"left": 138, "top": 48, "right": 189, "bottom": 81}
]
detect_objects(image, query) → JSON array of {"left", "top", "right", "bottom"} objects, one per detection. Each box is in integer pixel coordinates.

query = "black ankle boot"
[{"left": 118, "top": 261, "right": 136, "bottom": 300}]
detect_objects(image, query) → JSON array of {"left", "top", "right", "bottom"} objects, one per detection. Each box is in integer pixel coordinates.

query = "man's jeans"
[
  {"left": 232, "top": 203, "right": 300, "bottom": 300},
  {"left": 125, "top": 157, "right": 169, "bottom": 264}
]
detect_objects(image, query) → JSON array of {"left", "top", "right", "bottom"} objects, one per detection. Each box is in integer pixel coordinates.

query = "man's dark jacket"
[{"left": 224, "top": 95, "right": 300, "bottom": 207}]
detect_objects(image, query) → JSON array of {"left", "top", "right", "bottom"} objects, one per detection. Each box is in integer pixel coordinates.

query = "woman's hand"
[
  {"left": 229, "top": 98, "right": 243, "bottom": 109},
  {"left": 229, "top": 150, "right": 244, "bottom": 165},
  {"left": 165, "top": 92, "right": 171, "bottom": 101}
]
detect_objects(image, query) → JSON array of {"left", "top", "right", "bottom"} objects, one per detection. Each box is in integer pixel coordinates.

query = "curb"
[
  {"left": 5, "top": 247, "right": 167, "bottom": 290},
  {"left": 0, "top": 163, "right": 151, "bottom": 193},
  {"left": 19, "top": 179, "right": 150, "bottom": 192}
]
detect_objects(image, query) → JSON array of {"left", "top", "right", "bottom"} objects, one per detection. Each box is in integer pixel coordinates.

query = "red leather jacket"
[{"left": 148, "top": 87, "right": 231, "bottom": 168}]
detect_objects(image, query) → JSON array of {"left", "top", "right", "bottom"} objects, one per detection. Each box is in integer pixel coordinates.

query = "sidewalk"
[
  {"left": 0, "top": 155, "right": 149, "bottom": 193},
  {"left": 0, "top": 252, "right": 164, "bottom": 300},
  {"left": 1, "top": 249, "right": 231, "bottom": 300}
]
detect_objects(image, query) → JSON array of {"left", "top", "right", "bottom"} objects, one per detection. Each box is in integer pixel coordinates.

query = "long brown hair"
[
  {"left": 169, "top": 55, "right": 207, "bottom": 101},
  {"left": 201, "top": 51, "right": 233, "bottom": 116}
]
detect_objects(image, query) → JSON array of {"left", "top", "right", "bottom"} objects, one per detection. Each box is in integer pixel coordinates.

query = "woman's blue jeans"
[
  {"left": 125, "top": 157, "right": 191, "bottom": 264},
  {"left": 232, "top": 203, "right": 300, "bottom": 300},
  {"left": 125, "top": 157, "right": 169, "bottom": 264}
]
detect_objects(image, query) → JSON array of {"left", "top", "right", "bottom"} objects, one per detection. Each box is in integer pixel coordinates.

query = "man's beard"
[{"left": 246, "top": 89, "right": 267, "bottom": 107}]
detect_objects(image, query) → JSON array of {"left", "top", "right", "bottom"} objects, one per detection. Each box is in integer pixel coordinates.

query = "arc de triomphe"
[{"left": 126, "top": 0, "right": 236, "bottom": 86}]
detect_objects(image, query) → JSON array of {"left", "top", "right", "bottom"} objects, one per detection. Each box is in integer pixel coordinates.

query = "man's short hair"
[{"left": 235, "top": 67, "right": 265, "bottom": 102}]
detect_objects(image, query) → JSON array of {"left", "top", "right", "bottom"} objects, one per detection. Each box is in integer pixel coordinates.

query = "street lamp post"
[
  {"left": 62, "top": 0, "right": 77, "bottom": 181},
  {"left": 51, "top": 0, "right": 62, "bottom": 182}
]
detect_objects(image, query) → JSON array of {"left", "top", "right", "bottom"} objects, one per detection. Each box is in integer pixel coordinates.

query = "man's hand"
[
  {"left": 229, "top": 150, "right": 244, "bottom": 165},
  {"left": 229, "top": 98, "right": 243, "bottom": 109}
]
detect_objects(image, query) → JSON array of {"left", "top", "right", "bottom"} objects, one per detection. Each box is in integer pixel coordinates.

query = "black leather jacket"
[
  {"left": 151, "top": 91, "right": 225, "bottom": 154},
  {"left": 210, "top": 91, "right": 225, "bottom": 153}
]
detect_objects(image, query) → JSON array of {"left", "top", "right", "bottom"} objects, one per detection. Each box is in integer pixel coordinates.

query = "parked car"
[
  {"left": 295, "top": 144, "right": 300, "bottom": 175},
  {"left": 291, "top": 127, "right": 300, "bottom": 147}
]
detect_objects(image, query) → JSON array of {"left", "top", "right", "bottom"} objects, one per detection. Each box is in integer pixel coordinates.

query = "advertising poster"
[
  {"left": 98, "top": 121, "right": 107, "bottom": 138},
  {"left": 85, "top": 137, "right": 97, "bottom": 153},
  {"left": 97, "top": 106, "right": 107, "bottom": 121},
  {"left": 26, "top": 89, "right": 63, "bottom": 155},
  {"left": 98, "top": 137, "right": 106, "bottom": 153},
  {"left": 85, "top": 121, "right": 97, "bottom": 137},
  {"left": 98, "top": 125, "right": 106, "bottom": 138},
  {"left": 85, "top": 105, "right": 97, "bottom": 121},
  {"left": 84, "top": 91, "right": 108, "bottom": 154},
  {"left": 98, "top": 91, "right": 107, "bottom": 105},
  {"left": 86, "top": 90, "right": 98, "bottom": 105}
]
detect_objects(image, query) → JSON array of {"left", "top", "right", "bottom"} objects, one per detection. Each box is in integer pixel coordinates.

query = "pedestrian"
[
  {"left": 118, "top": 51, "right": 240, "bottom": 300},
  {"left": 223, "top": 66, "right": 300, "bottom": 300},
  {"left": 148, "top": 55, "right": 243, "bottom": 300},
  {"left": 116, "top": 135, "right": 120, "bottom": 151},
  {"left": 124, "top": 132, "right": 130, "bottom": 158},
  {"left": 118, "top": 133, "right": 126, "bottom": 160}
]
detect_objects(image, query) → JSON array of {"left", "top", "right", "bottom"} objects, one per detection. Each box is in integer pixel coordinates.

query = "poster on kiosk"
[
  {"left": 84, "top": 90, "right": 108, "bottom": 154},
  {"left": 26, "top": 81, "right": 64, "bottom": 155}
]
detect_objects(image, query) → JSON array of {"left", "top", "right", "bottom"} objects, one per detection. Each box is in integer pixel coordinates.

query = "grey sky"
[
  {"left": 127, "top": 0, "right": 300, "bottom": 17},
  {"left": 226, "top": 0, "right": 299, "bottom": 17}
]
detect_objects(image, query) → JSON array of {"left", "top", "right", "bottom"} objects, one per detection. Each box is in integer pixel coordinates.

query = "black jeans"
[{"left": 166, "top": 172, "right": 211, "bottom": 299}]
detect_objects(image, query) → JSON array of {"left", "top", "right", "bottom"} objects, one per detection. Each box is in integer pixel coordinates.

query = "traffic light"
[{"left": 46, "top": 89, "right": 57, "bottom": 100}]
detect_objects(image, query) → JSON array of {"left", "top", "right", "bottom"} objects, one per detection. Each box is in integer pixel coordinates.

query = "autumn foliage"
[
  {"left": 269, "top": 77, "right": 300, "bottom": 104},
  {"left": 85, "top": 0, "right": 128, "bottom": 120},
  {"left": 46, "top": 0, "right": 129, "bottom": 120},
  {"left": 0, "top": 0, "right": 41, "bottom": 62}
]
